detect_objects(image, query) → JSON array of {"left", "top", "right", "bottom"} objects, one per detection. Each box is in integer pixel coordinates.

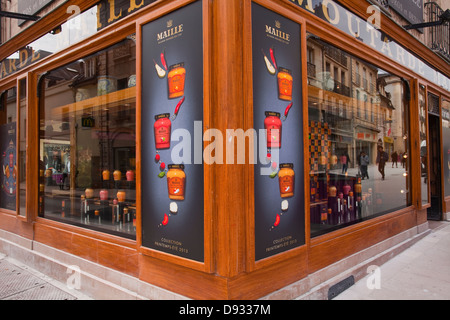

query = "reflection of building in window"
[
  {"left": 307, "top": 33, "right": 411, "bottom": 237},
  {"left": 38, "top": 37, "right": 137, "bottom": 239}
]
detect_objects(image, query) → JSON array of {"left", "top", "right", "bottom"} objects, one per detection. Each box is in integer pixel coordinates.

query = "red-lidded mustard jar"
[
  {"left": 264, "top": 111, "right": 282, "bottom": 149},
  {"left": 154, "top": 113, "right": 171, "bottom": 149}
]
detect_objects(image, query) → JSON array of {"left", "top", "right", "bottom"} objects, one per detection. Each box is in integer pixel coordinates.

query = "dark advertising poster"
[
  {"left": 0, "top": 122, "right": 17, "bottom": 211},
  {"left": 252, "top": 3, "right": 305, "bottom": 261},
  {"left": 141, "top": 1, "right": 204, "bottom": 262}
]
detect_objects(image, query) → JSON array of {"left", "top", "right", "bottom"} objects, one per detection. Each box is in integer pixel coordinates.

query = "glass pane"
[
  {"left": 0, "top": 6, "right": 99, "bottom": 81},
  {"left": 38, "top": 37, "right": 137, "bottom": 239},
  {"left": 307, "top": 34, "right": 411, "bottom": 237},
  {"left": 0, "top": 87, "right": 17, "bottom": 211},
  {"left": 19, "top": 79, "right": 27, "bottom": 216},
  {"left": 419, "top": 85, "right": 429, "bottom": 205}
]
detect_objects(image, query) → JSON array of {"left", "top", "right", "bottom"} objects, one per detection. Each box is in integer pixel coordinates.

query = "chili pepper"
[
  {"left": 281, "top": 102, "right": 293, "bottom": 121},
  {"left": 162, "top": 213, "right": 169, "bottom": 226},
  {"left": 161, "top": 50, "right": 168, "bottom": 71},
  {"left": 171, "top": 96, "right": 185, "bottom": 120},
  {"left": 175, "top": 96, "right": 185, "bottom": 115},
  {"left": 158, "top": 171, "right": 166, "bottom": 178},
  {"left": 270, "top": 47, "right": 277, "bottom": 69},
  {"left": 274, "top": 214, "right": 281, "bottom": 227}
]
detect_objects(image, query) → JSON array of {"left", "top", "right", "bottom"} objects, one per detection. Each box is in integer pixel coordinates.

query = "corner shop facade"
[{"left": 0, "top": 0, "right": 449, "bottom": 299}]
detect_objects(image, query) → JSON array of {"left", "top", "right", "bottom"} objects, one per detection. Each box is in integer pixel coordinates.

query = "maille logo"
[
  {"left": 265, "top": 20, "right": 290, "bottom": 43},
  {"left": 157, "top": 19, "right": 184, "bottom": 44}
]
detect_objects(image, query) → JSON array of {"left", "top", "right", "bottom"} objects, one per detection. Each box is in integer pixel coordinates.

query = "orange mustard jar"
[
  {"left": 278, "top": 163, "right": 295, "bottom": 198},
  {"left": 167, "top": 164, "right": 186, "bottom": 201},
  {"left": 277, "top": 67, "right": 293, "bottom": 101},
  {"left": 168, "top": 63, "right": 186, "bottom": 99}
]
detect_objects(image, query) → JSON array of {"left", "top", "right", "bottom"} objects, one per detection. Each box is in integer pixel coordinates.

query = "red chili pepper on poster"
[
  {"left": 162, "top": 213, "right": 169, "bottom": 226},
  {"left": 171, "top": 96, "right": 185, "bottom": 120},
  {"left": 270, "top": 47, "right": 277, "bottom": 69},
  {"left": 284, "top": 102, "right": 293, "bottom": 117},
  {"left": 161, "top": 51, "right": 168, "bottom": 71},
  {"left": 281, "top": 102, "right": 293, "bottom": 121},
  {"left": 174, "top": 96, "right": 185, "bottom": 115},
  {"left": 274, "top": 214, "right": 281, "bottom": 227}
]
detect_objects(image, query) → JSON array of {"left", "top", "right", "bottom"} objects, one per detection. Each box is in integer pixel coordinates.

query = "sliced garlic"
[
  {"left": 170, "top": 202, "right": 178, "bottom": 214},
  {"left": 281, "top": 200, "right": 288, "bottom": 211},
  {"left": 155, "top": 62, "right": 166, "bottom": 78}
]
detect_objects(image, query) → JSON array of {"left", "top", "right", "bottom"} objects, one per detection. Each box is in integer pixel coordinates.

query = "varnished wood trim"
[
  {"left": 34, "top": 218, "right": 137, "bottom": 249},
  {"left": 228, "top": 248, "right": 308, "bottom": 299},
  {"left": 309, "top": 207, "right": 417, "bottom": 273},
  {"left": 243, "top": 0, "right": 255, "bottom": 272},
  {"left": 138, "top": 253, "right": 228, "bottom": 300},
  {"left": 409, "top": 79, "right": 421, "bottom": 209},
  {"left": 310, "top": 206, "right": 415, "bottom": 245},
  {"left": 16, "top": 75, "right": 27, "bottom": 220},
  {"left": 26, "top": 73, "right": 38, "bottom": 223},
  {"left": 0, "top": 211, "right": 33, "bottom": 239},
  {"left": 33, "top": 222, "right": 139, "bottom": 277},
  {"left": 202, "top": 0, "right": 214, "bottom": 274}
]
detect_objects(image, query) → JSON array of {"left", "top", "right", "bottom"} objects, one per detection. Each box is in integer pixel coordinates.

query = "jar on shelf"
[
  {"left": 102, "top": 170, "right": 110, "bottom": 181},
  {"left": 117, "top": 190, "right": 126, "bottom": 203},
  {"left": 85, "top": 188, "right": 94, "bottom": 199}
]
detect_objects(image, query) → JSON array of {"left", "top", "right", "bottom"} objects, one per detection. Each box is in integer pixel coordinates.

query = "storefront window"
[
  {"left": 38, "top": 37, "right": 137, "bottom": 239},
  {"left": 307, "top": 35, "right": 411, "bottom": 237},
  {"left": 419, "top": 85, "right": 429, "bottom": 205},
  {"left": 18, "top": 78, "right": 27, "bottom": 217},
  {"left": 1, "top": 6, "right": 99, "bottom": 81},
  {"left": 442, "top": 98, "right": 450, "bottom": 198},
  {"left": 0, "top": 87, "right": 17, "bottom": 211}
]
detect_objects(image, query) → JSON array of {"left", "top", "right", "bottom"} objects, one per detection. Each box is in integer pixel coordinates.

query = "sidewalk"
[
  {"left": 1, "top": 221, "right": 449, "bottom": 300},
  {"left": 0, "top": 253, "right": 92, "bottom": 300},
  {"left": 334, "top": 220, "right": 450, "bottom": 300}
]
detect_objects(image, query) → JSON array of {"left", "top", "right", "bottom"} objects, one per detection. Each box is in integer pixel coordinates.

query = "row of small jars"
[
  {"left": 102, "top": 169, "right": 135, "bottom": 182},
  {"left": 84, "top": 188, "right": 128, "bottom": 203}
]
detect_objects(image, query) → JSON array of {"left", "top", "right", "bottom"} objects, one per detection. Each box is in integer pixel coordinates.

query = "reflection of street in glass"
[{"left": 329, "top": 163, "right": 409, "bottom": 214}]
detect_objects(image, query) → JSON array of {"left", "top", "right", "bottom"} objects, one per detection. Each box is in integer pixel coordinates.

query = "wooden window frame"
[
  {"left": 135, "top": 0, "right": 213, "bottom": 274},
  {"left": 16, "top": 75, "right": 28, "bottom": 221},
  {"left": 0, "top": 79, "right": 18, "bottom": 216},
  {"left": 242, "top": 0, "right": 309, "bottom": 273},
  {"left": 442, "top": 94, "right": 450, "bottom": 214},
  {"left": 417, "top": 81, "right": 431, "bottom": 210}
]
